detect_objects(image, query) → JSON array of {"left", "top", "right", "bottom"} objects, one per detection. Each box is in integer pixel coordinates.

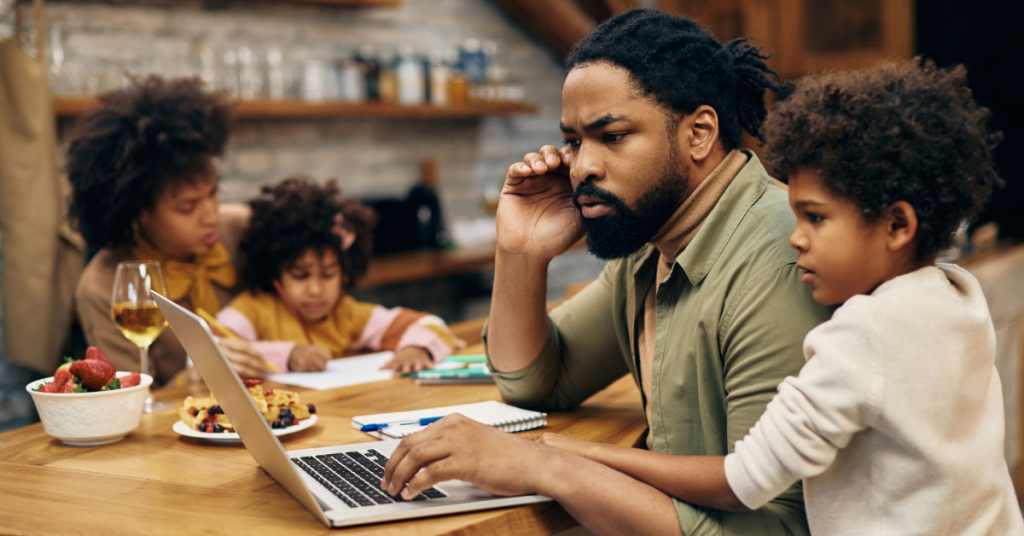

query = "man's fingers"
[
  {"left": 385, "top": 440, "right": 450, "bottom": 497},
  {"left": 401, "top": 458, "right": 457, "bottom": 499},
  {"left": 383, "top": 430, "right": 435, "bottom": 488},
  {"left": 522, "top": 152, "right": 551, "bottom": 174},
  {"left": 540, "top": 145, "right": 562, "bottom": 168}
]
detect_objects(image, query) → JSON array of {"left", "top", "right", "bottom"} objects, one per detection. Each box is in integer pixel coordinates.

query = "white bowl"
[{"left": 26, "top": 372, "right": 154, "bottom": 447}]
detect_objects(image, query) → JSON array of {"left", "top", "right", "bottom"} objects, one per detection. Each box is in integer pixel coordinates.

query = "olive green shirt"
[{"left": 485, "top": 152, "right": 832, "bottom": 535}]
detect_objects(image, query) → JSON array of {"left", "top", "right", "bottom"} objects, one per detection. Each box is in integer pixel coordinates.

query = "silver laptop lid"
[{"left": 151, "top": 291, "right": 331, "bottom": 526}]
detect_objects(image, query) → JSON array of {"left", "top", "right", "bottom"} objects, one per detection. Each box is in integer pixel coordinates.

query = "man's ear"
[
  {"left": 886, "top": 201, "right": 918, "bottom": 252},
  {"left": 683, "top": 104, "right": 720, "bottom": 164}
]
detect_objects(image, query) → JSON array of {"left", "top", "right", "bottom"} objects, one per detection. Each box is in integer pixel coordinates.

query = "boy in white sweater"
[{"left": 538, "top": 58, "right": 1024, "bottom": 535}]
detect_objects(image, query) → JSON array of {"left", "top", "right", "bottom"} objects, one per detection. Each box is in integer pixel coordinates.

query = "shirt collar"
[{"left": 631, "top": 150, "right": 773, "bottom": 286}]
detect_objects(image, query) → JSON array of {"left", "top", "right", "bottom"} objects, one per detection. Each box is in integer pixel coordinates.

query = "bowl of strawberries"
[{"left": 25, "top": 347, "right": 153, "bottom": 446}]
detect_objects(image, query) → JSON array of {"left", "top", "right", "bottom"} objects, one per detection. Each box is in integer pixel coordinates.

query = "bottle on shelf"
[
  {"left": 378, "top": 49, "right": 399, "bottom": 105},
  {"left": 357, "top": 45, "right": 380, "bottom": 102},
  {"left": 396, "top": 46, "right": 425, "bottom": 106},
  {"left": 237, "top": 45, "right": 263, "bottom": 99},
  {"left": 459, "top": 38, "right": 487, "bottom": 88},
  {"left": 337, "top": 52, "right": 366, "bottom": 103},
  {"left": 407, "top": 158, "right": 447, "bottom": 250},
  {"left": 446, "top": 48, "right": 469, "bottom": 106},
  {"left": 265, "top": 46, "right": 289, "bottom": 99},
  {"left": 427, "top": 49, "right": 449, "bottom": 107}
]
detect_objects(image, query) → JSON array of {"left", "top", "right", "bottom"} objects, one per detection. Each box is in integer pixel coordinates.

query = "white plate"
[{"left": 173, "top": 414, "right": 317, "bottom": 443}]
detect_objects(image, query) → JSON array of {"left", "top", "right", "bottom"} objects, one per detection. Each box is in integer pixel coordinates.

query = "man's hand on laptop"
[{"left": 380, "top": 413, "right": 550, "bottom": 499}]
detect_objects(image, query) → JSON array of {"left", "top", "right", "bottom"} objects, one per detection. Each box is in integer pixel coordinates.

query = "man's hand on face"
[
  {"left": 496, "top": 145, "right": 583, "bottom": 262},
  {"left": 380, "top": 413, "right": 547, "bottom": 499}
]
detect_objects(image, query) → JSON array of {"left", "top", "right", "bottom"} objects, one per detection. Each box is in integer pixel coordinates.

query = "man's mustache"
[{"left": 572, "top": 183, "right": 623, "bottom": 210}]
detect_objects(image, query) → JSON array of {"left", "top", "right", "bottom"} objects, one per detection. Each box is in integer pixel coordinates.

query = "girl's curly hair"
[
  {"left": 66, "top": 76, "right": 235, "bottom": 249},
  {"left": 764, "top": 57, "right": 1003, "bottom": 261},
  {"left": 239, "top": 176, "right": 376, "bottom": 294}
]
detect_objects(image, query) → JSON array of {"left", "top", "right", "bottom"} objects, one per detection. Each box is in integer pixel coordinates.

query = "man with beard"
[{"left": 382, "top": 10, "right": 830, "bottom": 535}]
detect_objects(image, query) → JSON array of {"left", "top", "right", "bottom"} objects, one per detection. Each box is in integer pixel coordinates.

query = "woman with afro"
[
  {"left": 215, "top": 177, "right": 463, "bottom": 374},
  {"left": 69, "top": 76, "right": 267, "bottom": 385}
]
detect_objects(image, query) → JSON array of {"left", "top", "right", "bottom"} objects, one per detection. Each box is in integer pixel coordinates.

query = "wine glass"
[{"left": 111, "top": 261, "right": 172, "bottom": 413}]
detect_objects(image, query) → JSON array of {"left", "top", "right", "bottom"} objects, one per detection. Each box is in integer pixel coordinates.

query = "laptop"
[{"left": 151, "top": 291, "right": 551, "bottom": 528}]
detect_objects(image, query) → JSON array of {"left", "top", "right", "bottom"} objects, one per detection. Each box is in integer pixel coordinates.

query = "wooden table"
[{"left": 0, "top": 352, "right": 645, "bottom": 535}]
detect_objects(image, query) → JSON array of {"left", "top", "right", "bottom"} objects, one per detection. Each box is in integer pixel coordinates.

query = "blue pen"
[{"left": 359, "top": 416, "right": 444, "bottom": 432}]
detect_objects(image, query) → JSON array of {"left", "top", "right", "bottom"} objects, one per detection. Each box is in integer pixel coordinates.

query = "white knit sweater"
[{"left": 724, "top": 264, "right": 1024, "bottom": 535}]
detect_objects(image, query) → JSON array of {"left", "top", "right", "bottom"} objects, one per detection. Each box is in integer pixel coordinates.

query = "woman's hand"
[
  {"left": 380, "top": 347, "right": 434, "bottom": 375},
  {"left": 288, "top": 344, "right": 331, "bottom": 372},
  {"left": 218, "top": 337, "right": 270, "bottom": 378}
]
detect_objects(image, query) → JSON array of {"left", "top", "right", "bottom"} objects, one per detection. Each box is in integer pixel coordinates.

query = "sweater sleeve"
[
  {"left": 350, "top": 303, "right": 464, "bottom": 362},
  {"left": 724, "top": 303, "right": 884, "bottom": 510},
  {"left": 215, "top": 306, "right": 295, "bottom": 373}
]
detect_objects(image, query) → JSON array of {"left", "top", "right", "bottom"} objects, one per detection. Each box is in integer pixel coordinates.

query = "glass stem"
[
  {"left": 139, "top": 345, "right": 150, "bottom": 378},
  {"left": 140, "top": 345, "right": 153, "bottom": 413}
]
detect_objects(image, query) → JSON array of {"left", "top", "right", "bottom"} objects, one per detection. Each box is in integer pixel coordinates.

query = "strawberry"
[
  {"left": 60, "top": 380, "right": 82, "bottom": 393},
  {"left": 53, "top": 359, "right": 75, "bottom": 386},
  {"left": 38, "top": 382, "right": 62, "bottom": 393},
  {"left": 120, "top": 372, "right": 141, "bottom": 388},
  {"left": 71, "top": 347, "right": 116, "bottom": 391},
  {"left": 84, "top": 346, "right": 113, "bottom": 365}
]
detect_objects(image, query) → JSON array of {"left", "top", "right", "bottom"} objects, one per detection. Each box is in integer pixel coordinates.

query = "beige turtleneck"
[{"left": 636, "top": 149, "right": 749, "bottom": 447}]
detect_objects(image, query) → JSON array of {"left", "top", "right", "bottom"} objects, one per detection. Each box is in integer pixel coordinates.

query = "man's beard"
[{"left": 573, "top": 156, "right": 689, "bottom": 260}]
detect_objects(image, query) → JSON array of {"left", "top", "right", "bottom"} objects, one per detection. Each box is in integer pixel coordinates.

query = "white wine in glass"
[{"left": 111, "top": 261, "right": 171, "bottom": 413}]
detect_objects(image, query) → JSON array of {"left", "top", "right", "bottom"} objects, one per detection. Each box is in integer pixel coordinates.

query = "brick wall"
[{"left": 1, "top": 0, "right": 606, "bottom": 321}]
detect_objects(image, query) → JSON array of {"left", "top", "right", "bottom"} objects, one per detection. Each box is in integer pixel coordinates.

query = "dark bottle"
[
  {"left": 407, "top": 158, "right": 446, "bottom": 249},
  {"left": 357, "top": 45, "right": 380, "bottom": 102}
]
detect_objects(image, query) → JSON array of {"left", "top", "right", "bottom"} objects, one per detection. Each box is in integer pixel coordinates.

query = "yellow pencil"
[{"left": 196, "top": 308, "right": 281, "bottom": 373}]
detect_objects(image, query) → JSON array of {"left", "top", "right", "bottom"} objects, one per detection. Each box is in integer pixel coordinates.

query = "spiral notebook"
[{"left": 352, "top": 400, "right": 547, "bottom": 440}]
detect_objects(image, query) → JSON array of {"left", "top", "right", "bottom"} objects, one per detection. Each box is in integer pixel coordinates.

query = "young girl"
[
  {"left": 538, "top": 58, "right": 1024, "bottom": 534},
  {"left": 216, "top": 177, "right": 464, "bottom": 374}
]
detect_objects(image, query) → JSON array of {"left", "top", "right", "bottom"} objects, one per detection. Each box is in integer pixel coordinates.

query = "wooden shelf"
[
  {"left": 359, "top": 243, "right": 499, "bottom": 289},
  {"left": 358, "top": 239, "right": 588, "bottom": 289},
  {"left": 53, "top": 96, "right": 537, "bottom": 120},
  {"left": 285, "top": 0, "right": 401, "bottom": 5}
]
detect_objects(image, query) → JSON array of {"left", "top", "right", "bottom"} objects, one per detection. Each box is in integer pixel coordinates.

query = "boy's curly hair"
[
  {"left": 239, "top": 176, "right": 376, "bottom": 294},
  {"left": 764, "top": 58, "right": 1003, "bottom": 261},
  {"left": 566, "top": 8, "right": 780, "bottom": 150},
  {"left": 66, "top": 76, "right": 235, "bottom": 250}
]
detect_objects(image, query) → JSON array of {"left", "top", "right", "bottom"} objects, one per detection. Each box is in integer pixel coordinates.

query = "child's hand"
[
  {"left": 536, "top": 433, "right": 600, "bottom": 460},
  {"left": 289, "top": 344, "right": 331, "bottom": 372},
  {"left": 380, "top": 347, "right": 434, "bottom": 375}
]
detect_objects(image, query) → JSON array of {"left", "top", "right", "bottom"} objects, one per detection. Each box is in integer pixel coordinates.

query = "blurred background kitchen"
[{"left": 0, "top": 0, "right": 1022, "bottom": 498}]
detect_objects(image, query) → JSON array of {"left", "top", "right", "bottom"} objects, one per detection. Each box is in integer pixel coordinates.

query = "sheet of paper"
[{"left": 267, "top": 351, "right": 395, "bottom": 390}]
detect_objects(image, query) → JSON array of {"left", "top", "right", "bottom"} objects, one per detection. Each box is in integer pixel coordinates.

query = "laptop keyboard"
[{"left": 292, "top": 449, "right": 447, "bottom": 508}]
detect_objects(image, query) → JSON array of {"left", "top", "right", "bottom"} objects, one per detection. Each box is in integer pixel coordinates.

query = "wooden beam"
[{"left": 492, "top": 0, "right": 596, "bottom": 59}]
